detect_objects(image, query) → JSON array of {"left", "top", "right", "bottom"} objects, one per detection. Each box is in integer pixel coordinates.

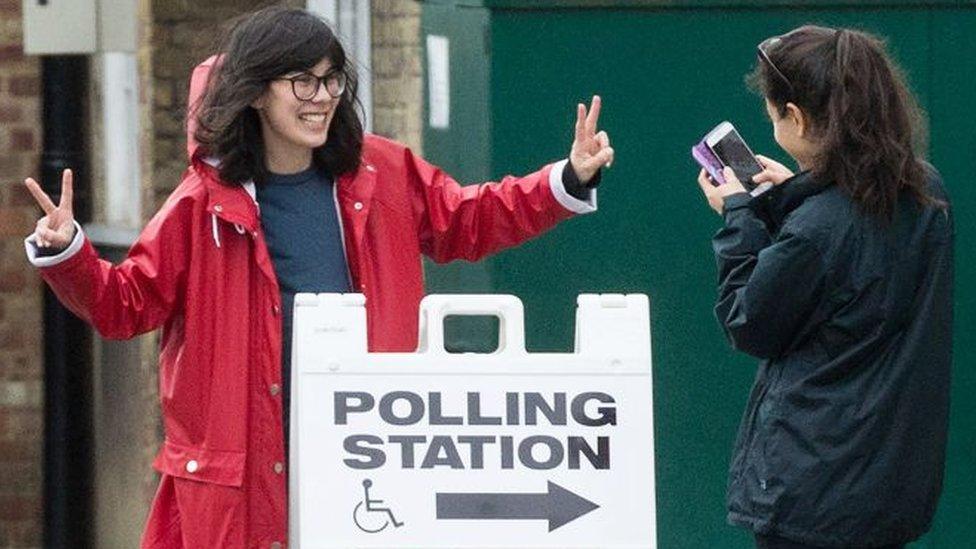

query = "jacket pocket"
[{"left": 152, "top": 440, "right": 246, "bottom": 487}]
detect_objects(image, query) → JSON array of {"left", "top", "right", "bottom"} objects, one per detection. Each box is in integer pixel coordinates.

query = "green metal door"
[{"left": 422, "top": 2, "right": 976, "bottom": 547}]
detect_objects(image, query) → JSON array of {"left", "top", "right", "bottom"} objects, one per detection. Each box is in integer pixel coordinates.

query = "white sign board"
[{"left": 291, "top": 294, "right": 656, "bottom": 548}]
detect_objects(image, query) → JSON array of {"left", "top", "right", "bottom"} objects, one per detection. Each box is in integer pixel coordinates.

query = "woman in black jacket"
[{"left": 696, "top": 26, "right": 954, "bottom": 549}]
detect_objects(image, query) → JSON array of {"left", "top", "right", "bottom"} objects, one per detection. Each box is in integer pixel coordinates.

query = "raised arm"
[
  {"left": 24, "top": 169, "right": 191, "bottom": 339},
  {"left": 415, "top": 96, "right": 613, "bottom": 263}
]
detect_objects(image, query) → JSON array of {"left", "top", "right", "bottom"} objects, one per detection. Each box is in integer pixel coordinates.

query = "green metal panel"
[
  {"left": 422, "top": 2, "right": 975, "bottom": 547},
  {"left": 924, "top": 9, "right": 976, "bottom": 549},
  {"left": 422, "top": 4, "right": 492, "bottom": 183},
  {"left": 421, "top": 3, "right": 497, "bottom": 350}
]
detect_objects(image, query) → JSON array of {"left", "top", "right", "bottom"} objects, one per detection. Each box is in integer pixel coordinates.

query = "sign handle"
[{"left": 416, "top": 294, "right": 526, "bottom": 356}]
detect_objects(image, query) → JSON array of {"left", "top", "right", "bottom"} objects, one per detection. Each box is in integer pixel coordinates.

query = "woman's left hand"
[
  {"left": 697, "top": 167, "right": 748, "bottom": 215},
  {"left": 570, "top": 95, "right": 614, "bottom": 184}
]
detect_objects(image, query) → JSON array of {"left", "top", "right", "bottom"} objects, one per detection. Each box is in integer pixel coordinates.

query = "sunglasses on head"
[{"left": 757, "top": 35, "right": 794, "bottom": 97}]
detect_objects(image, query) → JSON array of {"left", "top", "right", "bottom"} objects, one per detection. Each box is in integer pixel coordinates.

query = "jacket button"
[
  {"left": 270, "top": 384, "right": 280, "bottom": 396},
  {"left": 272, "top": 304, "right": 280, "bottom": 315},
  {"left": 273, "top": 462, "right": 284, "bottom": 475},
  {"left": 270, "top": 542, "right": 283, "bottom": 549},
  {"left": 185, "top": 460, "right": 199, "bottom": 473},
  {"left": 213, "top": 204, "right": 223, "bottom": 212},
  {"left": 353, "top": 201, "right": 363, "bottom": 211}
]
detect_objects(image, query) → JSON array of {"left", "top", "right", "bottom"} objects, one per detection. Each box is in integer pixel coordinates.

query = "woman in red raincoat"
[{"left": 23, "top": 6, "right": 613, "bottom": 548}]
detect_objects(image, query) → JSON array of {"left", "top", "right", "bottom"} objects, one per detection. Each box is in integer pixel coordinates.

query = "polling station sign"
[{"left": 289, "top": 294, "right": 655, "bottom": 548}]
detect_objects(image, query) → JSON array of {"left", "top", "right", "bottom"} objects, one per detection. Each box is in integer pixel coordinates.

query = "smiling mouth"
[{"left": 299, "top": 113, "right": 328, "bottom": 123}]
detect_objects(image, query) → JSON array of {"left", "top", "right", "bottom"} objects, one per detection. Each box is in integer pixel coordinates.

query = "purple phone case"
[{"left": 692, "top": 140, "right": 725, "bottom": 185}]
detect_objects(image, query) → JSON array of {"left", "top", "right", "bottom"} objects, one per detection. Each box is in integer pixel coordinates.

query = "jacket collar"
[
  {"left": 193, "top": 154, "right": 261, "bottom": 233},
  {"left": 764, "top": 171, "right": 833, "bottom": 227},
  {"left": 192, "top": 152, "right": 380, "bottom": 240}
]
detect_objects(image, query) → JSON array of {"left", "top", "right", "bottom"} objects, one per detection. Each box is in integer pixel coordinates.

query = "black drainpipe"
[{"left": 40, "top": 54, "right": 94, "bottom": 549}]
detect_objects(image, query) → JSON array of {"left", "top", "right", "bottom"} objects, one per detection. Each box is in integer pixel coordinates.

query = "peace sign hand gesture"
[
  {"left": 569, "top": 95, "right": 614, "bottom": 184},
  {"left": 24, "top": 169, "right": 77, "bottom": 251}
]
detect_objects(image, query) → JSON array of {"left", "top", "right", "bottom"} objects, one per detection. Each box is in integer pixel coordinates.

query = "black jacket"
[{"left": 713, "top": 170, "right": 954, "bottom": 547}]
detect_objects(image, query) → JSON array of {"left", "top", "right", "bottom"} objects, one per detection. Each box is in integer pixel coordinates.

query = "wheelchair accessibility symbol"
[{"left": 353, "top": 479, "right": 404, "bottom": 533}]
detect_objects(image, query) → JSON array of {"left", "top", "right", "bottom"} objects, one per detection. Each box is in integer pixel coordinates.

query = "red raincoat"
[{"left": 27, "top": 58, "right": 594, "bottom": 548}]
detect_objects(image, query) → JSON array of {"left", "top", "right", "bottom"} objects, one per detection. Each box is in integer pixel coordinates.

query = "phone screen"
[{"left": 710, "top": 129, "right": 763, "bottom": 184}]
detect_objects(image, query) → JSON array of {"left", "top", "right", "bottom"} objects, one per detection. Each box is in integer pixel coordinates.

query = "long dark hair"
[
  {"left": 193, "top": 6, "right": 364, "bottom": 185},
  {"left": 749, "top": 25, "right": 940, "bottom": 220}
]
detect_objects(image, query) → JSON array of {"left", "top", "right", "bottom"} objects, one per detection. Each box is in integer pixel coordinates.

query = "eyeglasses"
[
  {"left": 275, "top": 70, "right": 347, "bottom": 101},
  {"left": 757, "top": 36, "right": 794, "bottom": 96}
]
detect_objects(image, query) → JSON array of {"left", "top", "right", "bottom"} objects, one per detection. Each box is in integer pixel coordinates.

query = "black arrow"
[{"left": 436, "top": 481, "right": 599, "bottom": 532}]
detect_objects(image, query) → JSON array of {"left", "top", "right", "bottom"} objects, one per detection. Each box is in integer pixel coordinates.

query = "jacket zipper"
[{"left": 332, "top": 182, "right": 355, "bottom": 290}]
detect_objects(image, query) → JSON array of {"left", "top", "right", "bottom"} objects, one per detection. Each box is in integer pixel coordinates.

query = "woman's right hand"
[
  {"left": 752, "top": 154, "right": 795, "bottom": 185},
  {"left": 24, "top": 169, "right": 77, "bottom": 251}
]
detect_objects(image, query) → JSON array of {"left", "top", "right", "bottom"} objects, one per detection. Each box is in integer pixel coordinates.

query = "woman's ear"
[
  {"left": 785, "top": 102, "right": 809, "bottom": 138},
  {"left": 250, "top": 92, "right": 267, "bottom": 110}
]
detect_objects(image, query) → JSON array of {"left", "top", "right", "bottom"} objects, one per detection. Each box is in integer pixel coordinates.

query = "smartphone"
[
  {"left": 703, "top": 121, "right": 764, "bottom": 187},
  {"left": 692, "top": 141, "right": 726, "bottom": 185}
]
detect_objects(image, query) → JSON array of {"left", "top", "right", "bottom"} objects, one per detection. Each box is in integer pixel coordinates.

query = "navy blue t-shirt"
[{"left": 257, "top": 166, "right": 350, "bottom": 448}]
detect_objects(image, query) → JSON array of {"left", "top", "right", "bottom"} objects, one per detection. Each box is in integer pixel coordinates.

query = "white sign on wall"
[
  {"left": 290, "top": 294, "right": 656, "bottom": 548},
  {"left": 426, "top": 34, "right": 450, "bottom": 130},
  {"left": 22, "top": 0, "right": 136, "bottom": 54}
]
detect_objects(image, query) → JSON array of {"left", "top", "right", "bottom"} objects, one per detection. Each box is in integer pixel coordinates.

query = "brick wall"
[
  {"left": 372, "top": 0, "right": 423, "bottom": 153},
  {"left": 0, "top": 0, "right": 44, "bottom": 545}
]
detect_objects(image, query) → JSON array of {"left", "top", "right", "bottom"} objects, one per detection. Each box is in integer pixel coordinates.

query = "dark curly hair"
[
  {"left": 192, "top": 6, "right": 364, "bottom": 185},
  {"left": 749, "top": 25, "right": 942, "bottom": 220}
]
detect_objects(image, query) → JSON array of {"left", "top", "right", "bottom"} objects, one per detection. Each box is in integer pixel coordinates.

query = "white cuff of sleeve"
[
  {"left": 25, "top": 221, "right": 85, "bottom": 268},
  {"left": 549, "top": 159, "right": 598, "bottom": 215}
]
